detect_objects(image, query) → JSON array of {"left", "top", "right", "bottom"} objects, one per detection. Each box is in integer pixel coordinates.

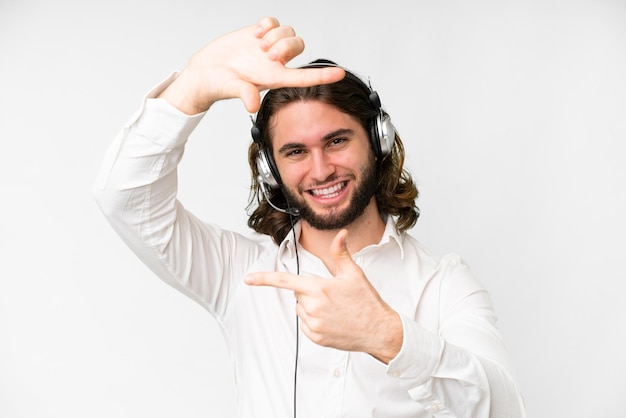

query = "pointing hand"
[{"left": 245, "top": 229, "right": 403, "bottom": 363}]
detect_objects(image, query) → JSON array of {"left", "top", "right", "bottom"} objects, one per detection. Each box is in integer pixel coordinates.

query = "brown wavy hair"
[{"left": 247, "top": 62, "right": 419, "bottom": 244}]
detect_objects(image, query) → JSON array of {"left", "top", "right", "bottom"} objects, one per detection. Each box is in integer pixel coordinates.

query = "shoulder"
[{"left": 400, "top": 231, "right": 480, "bottom": 285}]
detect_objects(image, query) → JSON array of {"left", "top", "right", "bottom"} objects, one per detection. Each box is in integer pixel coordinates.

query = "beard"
[{"left": 282, "top": 162, "right": 378, "bottom": 231}]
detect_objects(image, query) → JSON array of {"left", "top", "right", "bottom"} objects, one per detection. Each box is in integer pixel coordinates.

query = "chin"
[{"left": 300, "top": 202, "right": 370, "bottom": 231}]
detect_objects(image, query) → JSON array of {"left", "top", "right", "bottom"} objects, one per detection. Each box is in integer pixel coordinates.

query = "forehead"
[{"left": 269, "top": 100, "right": 365, "bottom": 146}]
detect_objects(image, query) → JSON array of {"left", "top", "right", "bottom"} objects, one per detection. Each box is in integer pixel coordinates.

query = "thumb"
[
  {"left": 330, "top": 229, "right": 356, "bottom": 277},
  {"left": 235, "top": 81, "right": 262, "bottom": 113},
  {"left": 218, "top": 78, "right": 261, "bottom": 113}
]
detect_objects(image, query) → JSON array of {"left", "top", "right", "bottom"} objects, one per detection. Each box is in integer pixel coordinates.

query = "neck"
[{"left": 299, "top": 201, "right": 386, "bottom": 268}]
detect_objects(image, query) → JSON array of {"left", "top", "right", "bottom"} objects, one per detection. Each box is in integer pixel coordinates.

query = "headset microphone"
[{"left": 257, "top": 178, "right": 300, "bottom": 216}]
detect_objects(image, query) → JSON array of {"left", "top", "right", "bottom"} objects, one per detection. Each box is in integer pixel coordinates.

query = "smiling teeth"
[{"left": 310, "top": 182, "right": 345, "bottom": 198}]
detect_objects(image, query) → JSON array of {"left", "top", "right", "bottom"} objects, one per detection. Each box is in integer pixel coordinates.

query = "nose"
[{"left": 308, "top": 150, "right": 335, "bottom": 183}]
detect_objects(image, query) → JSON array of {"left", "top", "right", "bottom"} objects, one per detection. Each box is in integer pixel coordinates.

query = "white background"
[{"left": 1, "top": 0, "right": 625, "bottom": 417}]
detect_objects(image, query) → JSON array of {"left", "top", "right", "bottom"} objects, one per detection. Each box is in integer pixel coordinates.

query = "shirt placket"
[{"left": 326, "top": 350, "right": 349, "bottom": 418}]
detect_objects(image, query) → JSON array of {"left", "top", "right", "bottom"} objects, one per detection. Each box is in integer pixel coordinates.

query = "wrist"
[
  {"left": 371, "top": 309, "right": 403, "bottom": 364},
  {"left": 157, "top": 70, "right": 214, "bottom": 115}
]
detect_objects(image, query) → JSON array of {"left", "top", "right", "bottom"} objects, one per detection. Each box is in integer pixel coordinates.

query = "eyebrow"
[{"left": 277, "top": 128, "right": 356, "bottom": 155}]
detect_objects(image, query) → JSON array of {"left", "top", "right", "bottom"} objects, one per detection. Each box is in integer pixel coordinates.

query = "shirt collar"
[
  {"left": 378, "top": 216, "right": 405, "bottom": 259},
  {"left": 277, "top": 221, "right": 302, "bottom": 260},
  {"left": 277, "top": 216, "right": 405, "bottom": 260}
]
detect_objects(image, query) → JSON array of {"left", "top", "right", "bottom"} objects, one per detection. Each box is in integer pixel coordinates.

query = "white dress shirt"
[{"left": 93, "top": 74, "right": 526, "bottom": 418}]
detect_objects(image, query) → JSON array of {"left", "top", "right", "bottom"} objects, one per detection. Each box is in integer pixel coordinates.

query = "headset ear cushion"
[
  {"left": 370, "top": 112, "right": 396, "bottom": 158},
  {"left": 377, "top": 113, "right": 395, "bottom": 156},
  {"left": 252, "top": 125, "right": 282, "bottom": 188},
  {"left": 370, "top": 118, "right": 383, "bottom": 158},
  {"left": 256, "top": 148, "right": 281, "bottom": 189},
  {"left": 367, "top": 90, "right": 396, "bottom": 158}
]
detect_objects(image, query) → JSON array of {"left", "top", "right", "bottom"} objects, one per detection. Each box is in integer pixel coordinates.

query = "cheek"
[
  {"left": 277, "top": 163, "right": 306, "bottom": 188},
  {"left": 338, "top": 151, "right": 372, "bottom": 174}
]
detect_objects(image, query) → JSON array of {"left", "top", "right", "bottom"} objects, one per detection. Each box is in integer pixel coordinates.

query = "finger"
[
  {"left": 236, "top": 81, "right": 262, "bottom": 113},
  {"left": 269, "top": 66, "right": 346, "bottom": 89},
  {"left": 329, "top": 229, "right": 357, "bottom": 276},
  {"left": 265, "top": 36, "right": 304, "bottom": 63},
  {"left": 259, "top": 25, "right": 297, "bottom": 53},
  {"left": 331, "top": 229, "right": 350, "bottom": 259},
  {"left": 254, "top": 16, "right": 280, "bottom": 38},
  {"left": 216, "top": 78, "right": 260, "bottom": 113},
  {"left": 245, "top": 271, "right": 310, "bottom": 292}
]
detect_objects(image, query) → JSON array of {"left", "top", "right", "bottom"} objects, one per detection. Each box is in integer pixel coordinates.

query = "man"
[{"left": 94, "top": 16, "right": 526, "bottom": 417}]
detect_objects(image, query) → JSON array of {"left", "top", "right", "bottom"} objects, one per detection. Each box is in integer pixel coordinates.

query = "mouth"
[{"left": 307, "top": 181, "right": 348, "bottom": 199}]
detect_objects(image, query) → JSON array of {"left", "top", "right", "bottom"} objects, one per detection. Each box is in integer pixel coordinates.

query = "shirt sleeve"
[
  {"left": 386, "top": 255, "right": 527, "bottom": 418},
  {"left": 92, "top": 74, "right": 261, "bottom": 319}
]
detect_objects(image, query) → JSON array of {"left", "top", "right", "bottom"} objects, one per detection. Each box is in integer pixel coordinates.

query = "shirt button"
[{"left": 333, "top": 369, "right": 341, "bottom": 378}]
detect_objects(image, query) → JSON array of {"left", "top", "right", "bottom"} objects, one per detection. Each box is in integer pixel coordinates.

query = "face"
[{"left": 270, "top": 100, "right": 378, "bottom": 230}]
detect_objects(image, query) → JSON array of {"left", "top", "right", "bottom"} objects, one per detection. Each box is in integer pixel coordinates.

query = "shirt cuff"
[
  {"left": 386, "top": 313, "right": 444, "bottom": 385},
  {"left": 130, "top": 72, "right": 206, "bottom": 150}
]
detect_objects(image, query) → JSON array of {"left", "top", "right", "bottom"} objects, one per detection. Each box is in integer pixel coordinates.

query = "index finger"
[
  {"left": 268, "top": 66, "right": 346, "bottom": 89},
  {"left": 245, "top": 271, "right": 312, "bottom": 292}
]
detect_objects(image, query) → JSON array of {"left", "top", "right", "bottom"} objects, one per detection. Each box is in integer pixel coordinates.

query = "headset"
[{"left": 251, "top": 60, "right": 396, "bottom": 192}]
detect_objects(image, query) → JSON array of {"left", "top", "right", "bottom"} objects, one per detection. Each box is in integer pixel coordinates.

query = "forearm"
[
  {"left": 92, "top": 80, "right": 224, "bottom": 310},
  {"left": 380, "top": 254, "right": 526, "bottom": 417},
  {"left": 93, "top": 75, "right": 203, "bottom": 248},
  {"left": 367, "top": 306, "right": 404, "bottom": 364},
  {"left": 387, "top": 316, "right": 526, "bottom": 417}
]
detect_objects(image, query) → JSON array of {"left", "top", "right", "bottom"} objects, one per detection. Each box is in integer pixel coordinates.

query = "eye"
[
  {"left": 285, "top": 148, "right": 305, "bottom": 158},
  {"left": 328, "top": 137, "right": 348, "bottom": 148}
]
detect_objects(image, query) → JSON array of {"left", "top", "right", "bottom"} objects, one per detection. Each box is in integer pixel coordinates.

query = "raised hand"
[
  {"left": 158, "top": 16, "right": 345, "bottom": 114},
  {"left": 245, "top": 229, "right": 403, "bottom": 364}
]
